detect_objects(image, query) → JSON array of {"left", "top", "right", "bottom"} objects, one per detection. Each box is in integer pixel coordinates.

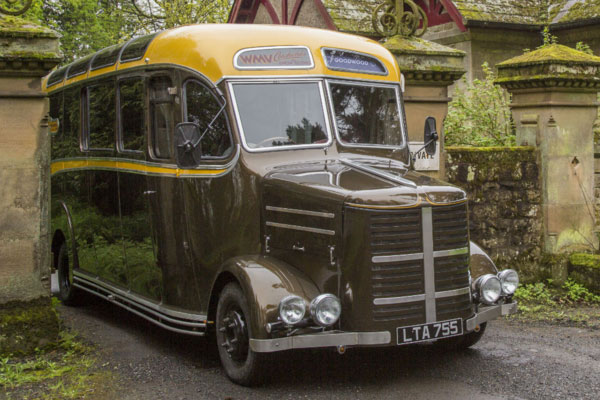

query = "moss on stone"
[
  {"left": 498, "top": 44, "right": 600, "bottom": 66},
  {"left": 569, "top": 252, "right": 600, "bottom": 269},
  {"left": 446, "top": 145, "right": 536, "bottom": 152},
  {"left": 0, "top": 15, "right": 58, "bottom": 39},
  {"left": 0, "top": 297, "right": 60, "bottom": 357},
  {"left": 0, "top": 50, "right": 61, "bottom": 60},
  {"left": 384, "top": 35, "right": 465, "bottom": 56}
]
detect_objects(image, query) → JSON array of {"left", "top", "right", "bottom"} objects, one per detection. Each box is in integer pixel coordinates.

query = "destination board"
[
  {"left": 322, "top": 48, "right": 387, "bottom": 75},
  {"left": 234, "top": 46, "right": 314, "bottom": 70}
]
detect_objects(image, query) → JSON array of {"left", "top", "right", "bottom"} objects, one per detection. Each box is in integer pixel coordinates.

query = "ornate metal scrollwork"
[
  {"left": 0, "top": 0, "right": 33, "bottom": 16},
  {"left": 372, "top": 0, "right": 428, "bottom": 37}
]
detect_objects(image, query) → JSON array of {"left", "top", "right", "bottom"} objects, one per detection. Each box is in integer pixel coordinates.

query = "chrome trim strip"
[
  {"left": 435, "top": 287, "right": 470, "bottom": 299},
  {"left": 433, "top": 247, "right": 469, "bottom": 258},
  {"left": 73, "top": 271, "right": 206, "bottom": 322},
  {"left": 373, "top": 294, "right": 426, "bottom": 306},
  {"left": 372, "top": 253, "right": 423, "bottom": 263},
  {"left": 74, "top": 282, "right": 205, "bottom": 336},
  {"left": 340, "top": 158, "right": 416, "bottom": 188},
  {"left": 422, "top": 207, "right": 436, "bottom": 323},
  {"left": 465, "top": 302, "right": 517, "bottom": 332},
  {"left": 372, "top": 247, "right": 470, "bottom": 263},
  {"left": 265, "top": 206, "right": 334, "bottom": 219},
  {"left": 266, "top": 221, "right": 335, "bottom": 236},
  {"left": 249, "top": 331, "right": 391, "bottom": 352}
]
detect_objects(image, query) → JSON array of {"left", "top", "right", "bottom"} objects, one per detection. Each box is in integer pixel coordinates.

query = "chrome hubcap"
[{"left": 219, "top": 309, "right": 248, "bottom": 362}]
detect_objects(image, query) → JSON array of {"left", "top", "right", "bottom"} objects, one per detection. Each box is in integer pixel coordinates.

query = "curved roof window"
[
  {"left": 67, "top": 55, "right": 93, "bottom": 79},
  {"left": 91, "top": 44, "right": 124, "bottom": 71},
  {"left": 47, "top": 66, "right": 68, "bottom": 87},
  {"left": 120, "top": 33, "right": 158, "bottom": 63}
]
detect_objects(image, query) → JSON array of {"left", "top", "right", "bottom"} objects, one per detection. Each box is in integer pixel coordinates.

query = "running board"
[{"left": 73, "top": 272, "right": 207, "bottom": 336}]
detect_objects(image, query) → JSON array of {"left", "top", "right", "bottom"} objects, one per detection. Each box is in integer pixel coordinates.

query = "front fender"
[
  {"left": 218, "top": 256, "right": 321, "bottom": 339},
  {"left": 469, "top": 241, "right": 498, "bottom": 279}
]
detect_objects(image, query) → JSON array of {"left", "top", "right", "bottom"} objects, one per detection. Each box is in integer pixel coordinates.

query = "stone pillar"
[
  {"left": 496, "top": 44, "right": 600, "bottom": 256},
  {"left": 383, "top": 36, "right": 465, "bottom": 179},
  {"left": 0, "top": 15, "right": 61, "bottom": 355}
]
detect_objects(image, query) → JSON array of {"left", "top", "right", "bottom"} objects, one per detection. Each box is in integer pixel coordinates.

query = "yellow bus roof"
[{"left": 44, "top": 24, "right": 401, "bottom": 91}]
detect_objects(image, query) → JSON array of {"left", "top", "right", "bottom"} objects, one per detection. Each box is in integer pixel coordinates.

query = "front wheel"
[
  {"left": 56, "top": 243, "right": 83, "bottom": 306},
  {"left": 216, "top": 283, "right": 269, "bottom": 386}
]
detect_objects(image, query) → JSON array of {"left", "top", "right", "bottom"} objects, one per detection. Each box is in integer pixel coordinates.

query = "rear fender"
[{"left": 217, "top": 256, "right": 320, "bottom": 339}]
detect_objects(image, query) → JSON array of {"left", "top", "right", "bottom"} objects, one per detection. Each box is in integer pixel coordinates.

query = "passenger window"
[
  {"left": 119, "top": 77, "right": 145, "bottom": 152},
  {"left": 184, "top": 80, "right": 232, "bottom": 158},
  {"left": 63, "top": 87, "right": 81, "bottom": 157},
  {"left": 150, "top": 76, "right": 173, "bottom": 159},
  {"left": 87, "top": 80, "right": 116, "bottom": 150}
]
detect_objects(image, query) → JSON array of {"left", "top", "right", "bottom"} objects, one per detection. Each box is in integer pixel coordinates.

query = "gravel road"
[{"left": 56, "top": 294, "right": 600, "bottom": 400}]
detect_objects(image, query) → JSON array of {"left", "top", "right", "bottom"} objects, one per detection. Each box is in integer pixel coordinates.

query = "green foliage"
[
  {"left": 575, "top": 41, "right": 594, "bottom": 56},
  {"left": 540, "top": 26, "right": 558, "bottom": 48},
  {"left": 0, "top": 330, "right": 113, "bottom": 399},
  {"left": 514, "top": 281, "right": 556, "bottom": 305},
  {"left": 563, "top": 279, "right": 600, "bottom": 303},
  {"left": 514, "top": 279, "right": 600, "bottom": 305},
  {"left": 444, "top": 63, "right": 515, "bottom": 147}
]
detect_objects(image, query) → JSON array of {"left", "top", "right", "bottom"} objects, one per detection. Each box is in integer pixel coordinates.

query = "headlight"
[
  {"left": 498, "top": 269, "right": 519, "bottom": 295},
  {"left": 474, "top": 274, "right": 502, "bottom": 305},
  {"left": 310, "top": 294, "right": 341, "bottom": 327},
  {"left": 278, "top": 295, "right": 306, "bottom": 325}
]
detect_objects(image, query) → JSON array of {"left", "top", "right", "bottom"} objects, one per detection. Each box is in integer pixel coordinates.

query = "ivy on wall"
[{"left": 445, "top": 62, "right": 516, "bottom": 147}]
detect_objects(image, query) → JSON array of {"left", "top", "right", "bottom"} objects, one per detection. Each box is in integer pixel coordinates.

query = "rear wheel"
[
  {"left": 216, "top": 283, "right": 268, "bottom": 386},
  {"left": 57, "top": 243, "right": 82, "bottom": 306}
]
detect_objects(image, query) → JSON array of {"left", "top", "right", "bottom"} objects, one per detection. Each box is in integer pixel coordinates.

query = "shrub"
[{"left": 444, "top": 62, "right": 515, "bottom": 147}]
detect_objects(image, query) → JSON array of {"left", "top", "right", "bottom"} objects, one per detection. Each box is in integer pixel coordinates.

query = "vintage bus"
[{"left": 44, "top": 24, "right": 518, "bottom": 385}]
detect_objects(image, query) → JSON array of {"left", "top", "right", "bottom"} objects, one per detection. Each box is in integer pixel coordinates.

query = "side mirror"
[
  {"left": 424, "top": 116, "right": 438, "bottom": 156},
  {"left": 175, "top": 122, "right": 203, "bottom": 168}
]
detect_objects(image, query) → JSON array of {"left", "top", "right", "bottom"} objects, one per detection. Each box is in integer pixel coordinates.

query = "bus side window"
[
  {"left": 63, "top": 87, "right": 81, "bottom": 157},
  {"left": 87, "top": 80, "right": 116, "bottom": 151},
  {"left": 184, "top": 80, "right": 232, "bottom": 158},
  {"left": 119, "top": 77, "right": 145, "bottom": 152},
  {"left": 150, "top": 76, "right": 173, "bottom": 159}
]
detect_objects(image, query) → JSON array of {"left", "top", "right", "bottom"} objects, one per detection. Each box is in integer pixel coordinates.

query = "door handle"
[{"left": 143, "top": 190, "right": 156, "bottom": 195}]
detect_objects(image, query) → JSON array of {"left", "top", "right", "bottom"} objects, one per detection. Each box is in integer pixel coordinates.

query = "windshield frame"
[
  {"left": 325, "top": 79, "right": 408, "bottom": 150},
  {"left": 227, "top": 78, "right": 333, "bottom": 153}
]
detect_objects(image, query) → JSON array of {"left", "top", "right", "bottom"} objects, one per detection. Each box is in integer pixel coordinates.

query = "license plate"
[{"left": 397, "top": 318, "right": 463, "bottom": 345}]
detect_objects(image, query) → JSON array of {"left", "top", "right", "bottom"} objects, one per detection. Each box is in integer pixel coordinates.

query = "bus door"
[
  {"left": 177, "top": 77, "right": 235, "bottom": 312},
  {"left": 86, "top": 79, "right": 127, "bottom": 287},
  {"left": 116, "top": 75, "right": 160, "bottom": 300},
  {"left": 144, "top": 73, "right": 190, "bottom": 307}
]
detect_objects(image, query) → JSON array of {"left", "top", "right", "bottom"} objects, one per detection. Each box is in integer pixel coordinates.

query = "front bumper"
[{"left": 250, "top": 301, "right": 518, "bottom": 353}]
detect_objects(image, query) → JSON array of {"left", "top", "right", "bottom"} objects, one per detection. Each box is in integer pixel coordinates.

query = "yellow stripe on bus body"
[{"left": 51, "top": 159, "right": 226, "bottom": 177}]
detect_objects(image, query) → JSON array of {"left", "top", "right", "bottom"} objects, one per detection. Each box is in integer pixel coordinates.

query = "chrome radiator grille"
[{"left": 368, "top": 203, "right": 472, "bottom": 325}]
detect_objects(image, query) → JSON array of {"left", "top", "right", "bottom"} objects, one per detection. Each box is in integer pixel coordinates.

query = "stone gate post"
[
  {"left": 383, "top": 36, "right": 465, "bottom": 179},
  {"left": 496, "top": 44, "right": 600, "bottom": 257},
  {"left": 0, "top": 15, "right": 61, "bottom": 354}
]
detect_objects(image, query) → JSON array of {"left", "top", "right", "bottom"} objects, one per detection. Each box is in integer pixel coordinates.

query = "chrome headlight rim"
[
  {"left": 309, "top": 293, "right": 341, "bottom": 327},
  {"left": 475, "top": 274, "right": 502, "bottom": 305},
  {"left": 278, "top": 295, "right": 306, "bottom": 325},
  {"left": 498, "top": 269, "right": 519, "bottom": 295}
]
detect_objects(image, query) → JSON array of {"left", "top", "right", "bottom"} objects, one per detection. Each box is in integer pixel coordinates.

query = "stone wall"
[{"left": 445, "top": 147, "right": 543, "bottom": 271}]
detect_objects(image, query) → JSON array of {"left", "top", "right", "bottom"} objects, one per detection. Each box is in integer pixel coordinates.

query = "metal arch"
[{"left": 372, "top": 0, "right": 428, "bottom": 38}]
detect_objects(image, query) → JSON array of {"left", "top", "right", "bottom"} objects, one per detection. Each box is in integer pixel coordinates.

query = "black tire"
[
  {"left": 216, "top": 283, "right": 268, "bottom": 386},
  {"left": 436, "top": 322, "right": 487, "bottom": 350},
  {"left": 57, "top": 243, "right": 82, "bottom": 306}
]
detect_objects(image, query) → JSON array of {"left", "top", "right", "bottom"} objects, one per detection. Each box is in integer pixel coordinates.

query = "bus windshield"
[
  {"left": 328, "top": 82, "right": 405, "bottom": 148},
  {"left": 230, "top": 81, "right": 329, "bottom": 151}
]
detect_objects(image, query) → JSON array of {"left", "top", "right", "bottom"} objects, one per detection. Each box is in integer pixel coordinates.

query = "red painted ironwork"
[
  {"left": 260, "top": 0, "right": 281, "bottom": 24},
  {"left": 313, "top": 0, "right": 338, "bottom": 30},
  {"left": 439, "top": 0, "right": 467, "bottom": 31},
  {"left": 290, "top": 0, "right": 305, "bottom": 25}
]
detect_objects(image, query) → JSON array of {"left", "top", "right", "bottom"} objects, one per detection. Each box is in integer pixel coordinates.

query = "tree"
[{"left": 129, "top": 0, "right": 230, "bottom": 29}]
